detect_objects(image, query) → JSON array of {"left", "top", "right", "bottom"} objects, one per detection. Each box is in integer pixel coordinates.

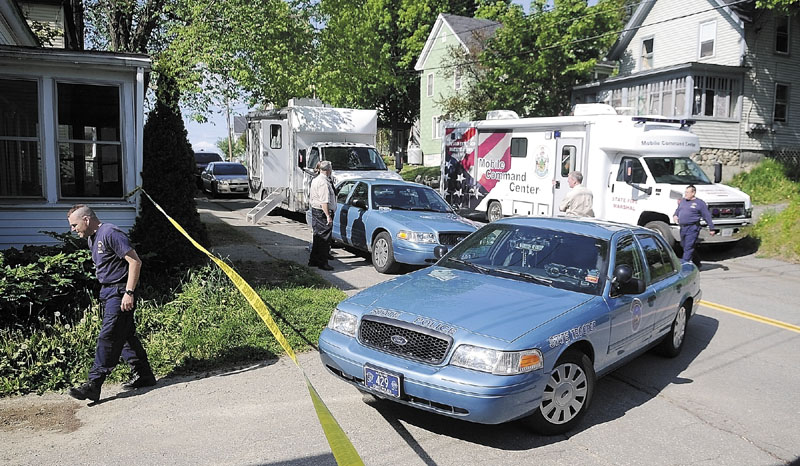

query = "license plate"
[
  {"left": 721, "top": 228, "right": 733, "bottom": 237},
  {"left": 364, "top": 365, "right": 401, "bottom": 398}
]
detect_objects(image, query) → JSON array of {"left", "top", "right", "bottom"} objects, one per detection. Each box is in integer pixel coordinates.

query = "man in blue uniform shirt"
[
  {"left": 673, "top": 185, "right": 716, "bottom": 267},
  {"left": 66, "top": 204, "right": 156, "bottom": 402}
]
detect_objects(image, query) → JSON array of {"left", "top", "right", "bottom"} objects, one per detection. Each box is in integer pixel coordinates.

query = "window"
[
  {"left": 776, "top": 16, "right": 790, "bottom": 54},
  {"left": 432, "top": 116, "right": 442, "bottom": 139},
  {"left": 648, "top": 82, "right": 661, "bottom": 114},
  {"left": 308, "top": 147, "right": 320, "bottom": 170},
  {"left": 350, "top": 182, "right": 368, "bottom": 207},
  {"left": 614, "top": 236, "right": 644, "bottom": 281},
  {"left": 692, "top": 76, "right": 739, "bottom": 119},
  {"left": 636, "top": 234, "right": 676, "bottom": 282},
  {"left": 270, "top": 124, "right": 282, "bottom": 149},
  {"left": 774, "top": 83, "right": 789, "bottom": 122},
  {"left": 640, "top": 38, "right": 654, "bottom": 70},
  {"left": 510, "top": 138, "right": 527, "bottom": 158},
  {"left": 336, "top": 181, "right": 357, "bottom": 203},
  {"left": 0, "top": 78, "right": 41, "bottom": 197},
  {"left": 427, "top": 73, "right": 434, "bottom": 97},
  {"left": 561, "top": 146, "right": 576, "bottom": 176},
  {"left": 699, "top": 21, "right": 716, "bottom": 58},
  {"left": 454, "top": 68, "right": 462, "bottom": 91},
  {"left": 57, "top": 83, "right": 122, "bottom": 198},
  {"left": 616, "top": 156, "right": 647, "bottom": 184}
]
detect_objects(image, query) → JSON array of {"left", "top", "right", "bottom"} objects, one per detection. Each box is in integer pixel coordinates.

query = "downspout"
[{"left": 135, "top": 66, "right": 144, "bottom": 213}]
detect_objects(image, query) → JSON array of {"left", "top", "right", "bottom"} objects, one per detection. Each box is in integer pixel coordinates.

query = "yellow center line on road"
[{"left": 700, "top": 300, "right": 800, "bottom": 334}]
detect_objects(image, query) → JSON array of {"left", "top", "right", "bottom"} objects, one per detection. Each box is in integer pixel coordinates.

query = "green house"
[{"left": 414, "top": 13, "right": 500, "bottom": 167}]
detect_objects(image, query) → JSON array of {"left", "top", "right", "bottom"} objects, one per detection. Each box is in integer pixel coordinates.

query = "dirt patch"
[{"left": 0, "top": 400, "right": 81, "bottom": 433}]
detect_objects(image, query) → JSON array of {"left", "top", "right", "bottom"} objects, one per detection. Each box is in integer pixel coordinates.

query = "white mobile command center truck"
[
  {"left": 246, "top": 98, "right": 402, "bottom": 223},
  {"left": 440, "top": 103, "right": 752, "bottom": 247}
]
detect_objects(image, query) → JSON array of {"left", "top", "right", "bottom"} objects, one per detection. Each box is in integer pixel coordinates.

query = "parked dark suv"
[{"left": 194, "top": 151, "right": 223, "bottom": 187}]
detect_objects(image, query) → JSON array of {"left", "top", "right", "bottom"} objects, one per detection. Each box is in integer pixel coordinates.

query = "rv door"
[
  {"left": 259, "top": 120, "right": 291, "bottom": 191},
  {"left": 553, "top": 138, "right": 584, "bottom": 215}
]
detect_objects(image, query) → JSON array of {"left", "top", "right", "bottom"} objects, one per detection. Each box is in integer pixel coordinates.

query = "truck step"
[{"left": 246, "top": 190, "right": 287, "bottom": 224}]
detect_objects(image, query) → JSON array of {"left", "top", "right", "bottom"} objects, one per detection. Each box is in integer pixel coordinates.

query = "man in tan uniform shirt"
[{"left": 559, "top": 171, "right": 594, "bottom": 217}]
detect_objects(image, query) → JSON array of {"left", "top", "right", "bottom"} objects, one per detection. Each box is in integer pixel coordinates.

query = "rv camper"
[
  {"left": 441, "top": 104, "right": 752, "bottom": 247},
  {"left": 246, "top": 99, "right": 401, "bottom": 224}
]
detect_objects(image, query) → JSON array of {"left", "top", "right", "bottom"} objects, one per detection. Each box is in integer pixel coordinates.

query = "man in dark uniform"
[
  {"left": 673, "top": 185, "right": 716, "bottom": 267},
  {"left": 66, "top": 204, "right": 156, "bottom": 402}
]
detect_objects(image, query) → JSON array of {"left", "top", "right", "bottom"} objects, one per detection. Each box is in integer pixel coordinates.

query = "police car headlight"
[
  {"left": 450, "top": 345, "right": 543, "bottom": 375},
  {"left": 327, "top": 309, "right": 358, "bottom": 337},
  {"left": 397, "top": 230, "right": 437, "bottom": 243}
]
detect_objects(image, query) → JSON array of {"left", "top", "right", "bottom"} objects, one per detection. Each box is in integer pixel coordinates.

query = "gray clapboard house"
[
  {"left": 573, "top": 0, "right": 799, "bottom": 175},
  {"left": 1, "top": 0, "right": 150, "bottom": 249}
]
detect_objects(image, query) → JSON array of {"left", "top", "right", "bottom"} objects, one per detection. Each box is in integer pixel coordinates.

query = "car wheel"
[
  {"left": 372, "top": 231, "right": 398, "bottom": 274},
  {"left": 645, "top": 220, "right": 675, "bottom": 249},
  {"left": 527, "top": 350, "right": 595, "bottom": 435},
  {"left": 487, "top": 201, "right": 502, "bottom": 222},
  {"left": 657, "top": 302, "right": 688, "bottom": 358}
]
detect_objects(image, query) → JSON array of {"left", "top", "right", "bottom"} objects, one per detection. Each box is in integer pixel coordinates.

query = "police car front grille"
[
  {"left": 708, "top": 202, "right": 746, "bottom": 219},
  {"left": 438, "top": 231, "right": 471, "bottom": 246},
  {"left": 359, "top": 316, "right": 452, "bottom": 364}
]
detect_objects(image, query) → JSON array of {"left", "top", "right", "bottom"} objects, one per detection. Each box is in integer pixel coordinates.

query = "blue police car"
[
  {"left": 319, "top": 217, "right": 701, "bottom": 434},
  {"left": 332, "top": 179, "right": 477, "bottom": 273}
]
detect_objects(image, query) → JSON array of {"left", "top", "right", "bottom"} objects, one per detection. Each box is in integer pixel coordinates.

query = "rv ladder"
[{"left": 246, "top": 189, "right": 287, "bottom": 224}]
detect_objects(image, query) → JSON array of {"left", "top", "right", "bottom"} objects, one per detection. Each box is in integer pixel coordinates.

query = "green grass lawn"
[{"left": 728, "top": 159, "right": 800, "bottom": 263}]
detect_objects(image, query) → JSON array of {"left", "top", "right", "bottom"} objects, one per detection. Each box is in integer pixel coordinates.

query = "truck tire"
[
  {"left": 487, "top": 201, "right": 502, "bottom": 223},
  {"left": 645, "top": 221, "right": 675, "bottom": 249}
]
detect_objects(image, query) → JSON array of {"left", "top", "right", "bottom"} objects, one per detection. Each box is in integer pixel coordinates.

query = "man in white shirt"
[
  {"left": 559, "top": 171, "right": 594, "bottom": 217},
  {"left": 308, "top": 161, "right": 336, "bottom": 270}
]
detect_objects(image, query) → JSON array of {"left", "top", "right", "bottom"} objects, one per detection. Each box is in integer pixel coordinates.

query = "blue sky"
[{"left": 185, "top": 0, "right": 534, "bottom": 152}]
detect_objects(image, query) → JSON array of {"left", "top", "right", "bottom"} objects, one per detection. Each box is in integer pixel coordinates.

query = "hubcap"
[
  {"left": 673, "top": 306, "right": 687, "bottom": 348},
  {"left": 540, "top": 362, "right": 587, "bottom": 425},
  {"left": 374, "top": 238, "right": 389, "bottom": 267},
  {"left": 489, "top": 203, "right": 501, "bottom": 222}
]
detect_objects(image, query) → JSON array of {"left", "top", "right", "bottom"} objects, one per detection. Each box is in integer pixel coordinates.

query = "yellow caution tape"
[{"left": 135, "top": 188, "right": 364, "bottom": 466}]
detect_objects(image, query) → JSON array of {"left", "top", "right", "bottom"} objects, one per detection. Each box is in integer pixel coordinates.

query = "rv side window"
[
  {"left": 560, "top": 146, "right": 576, "bottom": 176},
  {"left": 616, "top": 157, "right": 647, "bottom": 183},
  {"left": 308, "top": 147, "right": 320, "bottom": 170},
  {"left": 510, "top": 138, "right": 528, "bottom": 158},
  {"left": 270, "top": 125, "right": 282, "bottom": 149}
]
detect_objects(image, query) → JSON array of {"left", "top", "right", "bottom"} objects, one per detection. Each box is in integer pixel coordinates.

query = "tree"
[
  {"left": 439, "top": 0, "right": 625, "bottom": 119},
  {"left": 129, "top": 71, "right": 208, "bottom": 268},
  {"left": 314, "top": 0, "right": 482, "bottom": 155},
  {"left": 216, "top": 133, "right": 246, "bottom": 162}
]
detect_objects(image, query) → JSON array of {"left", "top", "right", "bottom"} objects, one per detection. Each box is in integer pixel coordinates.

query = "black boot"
[
  {"left": 68, "top": 380, "right": 101, "bottom": 402},
  {"left": 122, "top": 372, "right": 157, "bottom": 389}
]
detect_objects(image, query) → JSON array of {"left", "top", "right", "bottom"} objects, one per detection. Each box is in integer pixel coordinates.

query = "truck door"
[
  {"left": 552, "top": 138, "right": 584, "bottom": 215},
  {"left": 260, "top": 120, "right": 290, "bottom": 190},
  {"left": 608, "top": 155, "right": 649, "bottom": 224}
]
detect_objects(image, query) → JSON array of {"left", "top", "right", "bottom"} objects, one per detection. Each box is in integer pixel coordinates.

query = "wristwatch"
[{"left": 125, "top": 289, "right": 135, "bottom": 296}]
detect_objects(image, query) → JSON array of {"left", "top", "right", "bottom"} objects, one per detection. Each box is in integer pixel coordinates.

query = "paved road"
[{"left": 2, "top": 197, "right": 799, "bottom": 465}]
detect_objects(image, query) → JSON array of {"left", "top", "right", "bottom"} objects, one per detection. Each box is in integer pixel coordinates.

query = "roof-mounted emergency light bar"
[{"left": 632, "top": 116, "right": 695, "bottom": 128}]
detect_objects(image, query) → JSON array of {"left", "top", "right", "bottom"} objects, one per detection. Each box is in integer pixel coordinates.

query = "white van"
[
  {"left": 440, "top": 104, "right": 752, "bottom": 246},
  {"left": 246, "top": 99, "right": 401, "bottom": 223}
]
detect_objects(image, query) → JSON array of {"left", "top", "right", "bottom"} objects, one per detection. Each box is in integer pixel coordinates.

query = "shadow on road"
[{"left": 358, "top": 314, "right": 719, "bottom": 452}]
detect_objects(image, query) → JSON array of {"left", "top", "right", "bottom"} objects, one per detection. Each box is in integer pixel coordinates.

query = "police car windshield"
[
  {"left": 371, "top": 184, "right": 452, "bottom": 212},
  {"left": 644, "top": 157, "right": 711, "bottom": 185},
  {"left": 441, "top": 224, "right": 609, "bottom": 295},
  {"left": 324, "top": 147, "right": 388, "bottom": 171}
]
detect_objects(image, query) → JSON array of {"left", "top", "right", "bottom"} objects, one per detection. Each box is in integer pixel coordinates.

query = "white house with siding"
[
  {"left": 573, "top": 0, "right": 799, "bottom": 175},
  {"left": 1, "top": 0, "right": 150, "bottom": 249}
]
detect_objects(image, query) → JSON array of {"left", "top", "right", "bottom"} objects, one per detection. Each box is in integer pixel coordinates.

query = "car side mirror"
[
  {"left": 622, "top": 160, "right": 633, "bottom": 184},
  {"left": 351, "top": 198, "right": 367, "bottom": 210},
  {"left": 612, "top": 264, "right": 645, "bottom": 295},
  {"left": 434, "top": 245, "right": 448, "bottom": 259}
]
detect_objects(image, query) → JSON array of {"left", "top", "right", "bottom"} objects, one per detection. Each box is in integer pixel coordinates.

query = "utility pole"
[{"left": 225, "top": 94, "right": 233, "bottom": 161}]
